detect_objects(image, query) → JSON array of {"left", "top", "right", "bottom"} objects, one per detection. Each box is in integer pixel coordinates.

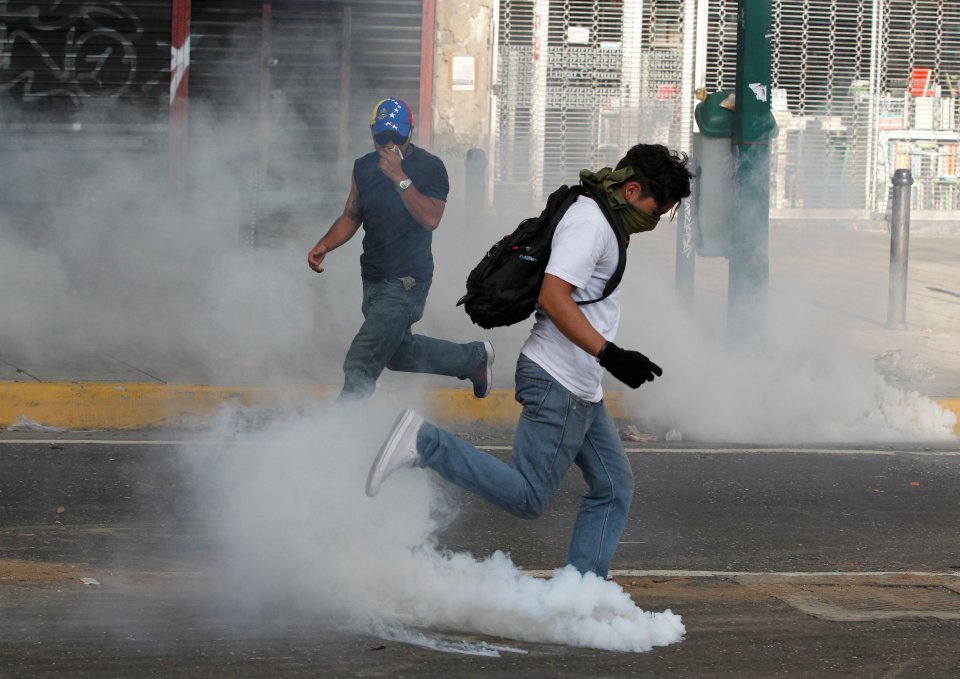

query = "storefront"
[
  {"left": 0, "top": 0, "right": 431, "bottom": 236},
  {"left": 492, "top": 0, "right": 960, "bottom": 219}
]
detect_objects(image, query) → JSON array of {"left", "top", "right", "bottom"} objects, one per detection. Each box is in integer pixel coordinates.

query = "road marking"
[
  {"left": 0, "top": 439, "right": 226, "bottom": 446},
  {"left": 522, "top": 569, "right": 960, "bottom": 579},
  {"left": 0, "top": 440, "right": 958, "bottom": 456},
  {"left": 483, "top": 446, "right": 960, "bottom": 456}
]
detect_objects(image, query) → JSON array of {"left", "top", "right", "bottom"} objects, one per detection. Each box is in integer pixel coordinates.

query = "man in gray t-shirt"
[{"left": 307, "top": 97, "right": 493, "bottom": 402}]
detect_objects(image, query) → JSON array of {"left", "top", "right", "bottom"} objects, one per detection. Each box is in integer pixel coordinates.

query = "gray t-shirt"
[{"left": 353, "top": 146, "right": 449, "bottom": 281}]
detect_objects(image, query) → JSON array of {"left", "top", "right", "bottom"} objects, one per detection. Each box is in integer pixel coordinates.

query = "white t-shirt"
[{"left": 520, "top": 195, "right": 622, "bottom": 402}]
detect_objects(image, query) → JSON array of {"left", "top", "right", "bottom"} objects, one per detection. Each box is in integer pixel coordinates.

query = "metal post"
[
  {"left": 886, "top": 169, "right": 913, "bottom": 329},
  {"left": 675, "top": 201, "right": 695, "bottom": 306},
  {"left": 418, "top": 0, "right": 436, "bottom": 149},
  {"left": 465, "top": 148, "right": 488, "bottom": 229},
  {"left": 530, "top": 0, "right": 549, "bottom": 206},
  {"left": 338, "top": 6, "right": 352, "bottom": 177},
  {"left": 243, "top": 2, "right": 273, "bottom": 251},
  {"left": 168, "top": 0, "right": 192, "bottom": 203},
  {"left": 258, "top": 3, "right": 273, "bottom": 188},
  {"left": 728, "top": 0, "right": 772, "bottom": 350},
  {"left": 621, "top": 0, "right": 644, "bottom": 145},
  {"left": 674, "top": 0, "right": 697, "bottom": 308},
  {"left": 487, "top": 0, "right": 500, "bottom": 209}
]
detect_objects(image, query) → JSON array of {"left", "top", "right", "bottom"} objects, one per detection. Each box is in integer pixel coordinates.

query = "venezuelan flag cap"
[{"left": 370, "top": 97, "right": 413, "bottom": 136}]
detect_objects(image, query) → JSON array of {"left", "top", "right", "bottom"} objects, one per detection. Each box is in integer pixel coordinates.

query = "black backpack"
[{"left": 457, "top": 182, "right": 627, "bottom": 329}]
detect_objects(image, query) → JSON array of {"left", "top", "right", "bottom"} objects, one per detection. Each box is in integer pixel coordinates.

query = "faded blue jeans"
[
  {"left": 339, "top": 276, "right": 485, "bottom": 402},
  {"left": 416, "top": 355, "right": 634, "bottom": 578}
]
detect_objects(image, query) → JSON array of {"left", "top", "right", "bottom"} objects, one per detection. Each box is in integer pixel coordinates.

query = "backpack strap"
[
  {"left": 542, "top": 183, "right": 587, "bottom": 228},
  {"left": 576, "top": 182, "right": 627, "bottom": 306}
]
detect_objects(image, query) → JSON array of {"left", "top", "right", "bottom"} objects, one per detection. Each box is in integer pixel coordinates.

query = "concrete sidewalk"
[{"left": 1, "top": 225, "right": 958, "bottom": 433}]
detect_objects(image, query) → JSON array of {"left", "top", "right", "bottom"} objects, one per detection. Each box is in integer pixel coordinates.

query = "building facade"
[
  {"left": 490, "top": 0, "right": 960, "bottom": 221},
  {"left": 2, "top": 0, "right": 957, "bottom": 234}
]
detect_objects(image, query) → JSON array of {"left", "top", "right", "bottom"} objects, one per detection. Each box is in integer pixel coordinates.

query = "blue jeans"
[
  {"left": 416, "top": 355, "right": 634, "bottom": 577},
  {"left": 339, "top": 277, "right": 485, "bottom": 402}
]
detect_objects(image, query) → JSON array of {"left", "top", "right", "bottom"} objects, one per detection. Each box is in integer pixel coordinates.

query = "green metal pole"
[{"left": 728, "top": 0, "right": 773, "bottom": 350}]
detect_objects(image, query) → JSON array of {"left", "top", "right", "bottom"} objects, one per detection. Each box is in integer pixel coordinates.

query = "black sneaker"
[{"left": 469, "top": 341, "right": 495, "bottom": 398}]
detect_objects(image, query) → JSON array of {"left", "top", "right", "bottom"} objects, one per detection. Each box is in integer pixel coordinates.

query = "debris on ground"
[
  {"left": 874, "top": 349, "right": 935, "bottom": 383},
  {"left": 618, "top": 425, "right": 656, "bottom": 442},
  {"left": 6, "top": 415, "right": 66, "bottom": 433}
]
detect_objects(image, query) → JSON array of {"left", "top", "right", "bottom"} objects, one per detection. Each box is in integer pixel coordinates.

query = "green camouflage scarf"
[{"left": 579, "top": 167, "right": 660, "bottom": 234}]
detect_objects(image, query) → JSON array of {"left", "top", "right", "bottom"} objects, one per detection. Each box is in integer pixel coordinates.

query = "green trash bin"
[{"left": 691, "top": 91, "right": 735, "bottom": 258}]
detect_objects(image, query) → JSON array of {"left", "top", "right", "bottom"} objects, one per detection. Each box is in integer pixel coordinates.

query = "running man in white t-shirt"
[{"left": 366, "top": 144, "right": 693, "bottom": 578}]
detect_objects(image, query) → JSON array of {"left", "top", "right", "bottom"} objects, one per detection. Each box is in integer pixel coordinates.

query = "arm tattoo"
[{"left": 347, "top": 195, "right": 362, "bottom": 222}]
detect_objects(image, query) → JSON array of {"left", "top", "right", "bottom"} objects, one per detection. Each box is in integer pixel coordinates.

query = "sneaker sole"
[
  {"left": 475, "top": 341, "right": 495, "bottom": 398},
  {"left": 366, "top": 408, "right": 417, "bottom": 497}
]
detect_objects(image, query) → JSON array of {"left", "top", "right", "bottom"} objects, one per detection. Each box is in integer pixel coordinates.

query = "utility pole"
[{"left": 728, "top": 0, "right": 773, "bottom": 350}]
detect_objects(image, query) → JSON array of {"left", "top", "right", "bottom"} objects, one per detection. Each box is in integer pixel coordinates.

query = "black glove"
[{"left": 597, "top": 342, "right": 663, "bottom": 388}]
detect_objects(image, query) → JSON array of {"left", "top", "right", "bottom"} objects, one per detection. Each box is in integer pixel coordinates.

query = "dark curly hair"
[{"left": 615, "top": 143, "right": 694, "bottom": 207}]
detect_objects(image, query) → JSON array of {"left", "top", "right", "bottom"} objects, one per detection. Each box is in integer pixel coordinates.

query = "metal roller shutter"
[
  {"left": 0, "top": 0, "right": 170, "bottom": 118},
  {"left": 0, "top": 1, "right": 171, "bottom": 224},
  {"left": 189, "top": 0, "right": 425, "bottom": 240},
  {"left": 1, "top": 1, "right": 426, "bottom": 239},
  {"left": 189, "top": 1, "right": 423, "bottom": 170}
]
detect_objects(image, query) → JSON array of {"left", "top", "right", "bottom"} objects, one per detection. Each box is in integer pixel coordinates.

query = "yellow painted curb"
[
  {"left": 935, "top": 398, "right": 960, "bottom": 436},
  {"left": 0, "top": 382, "right": 629, "bottom": 431},
  {"left": 0, "top": 381, "right": 954, "bottom": 434},
  {"left": 0, "top": 382, "right": 336, "bottom": 430}
]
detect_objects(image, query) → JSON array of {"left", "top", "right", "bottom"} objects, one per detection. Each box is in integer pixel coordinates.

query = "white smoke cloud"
[
  {"left": 181, "top": 406, "right": 684, "bottom": 654},
  {"left": 4, "top": 88, "right": 950, "bottom": 441},
  {"left": 0, "top": 99, "right": 360, "bottom": 384},
  {"left": 2, "top": 49, "right": 954, "bottom": 657},
  {"left": 609, "top": 227, "right": 957, "bottom": 442},
  {"left": 9, "top": 10, "right": 957, "bottom": 667}
]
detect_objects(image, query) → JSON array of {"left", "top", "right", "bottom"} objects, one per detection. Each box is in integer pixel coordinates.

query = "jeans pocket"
[{"left": 515, "top": 376, "right": 552, "bottom": 420}]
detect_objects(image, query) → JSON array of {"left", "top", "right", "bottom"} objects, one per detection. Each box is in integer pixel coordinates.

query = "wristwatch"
[{"left": 397, "top": 178, "right": 413, "bottom": 192}]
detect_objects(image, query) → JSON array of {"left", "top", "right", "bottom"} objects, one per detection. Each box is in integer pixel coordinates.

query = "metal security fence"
[
  {"left": 493, "top": 0, "right": 960, "bottom": 217},
  {"left": 494, "top": 0, "right": 691, "bottom": 210},
  {"left": 764, "top": 0, "right": 960, "bottom": 214}
]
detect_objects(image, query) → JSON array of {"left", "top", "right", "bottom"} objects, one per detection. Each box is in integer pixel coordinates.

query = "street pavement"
[
  {"left": 2, "top": 434, "right": 959, "bottom": 677},
  {"left": 1, "top": 217, "right": 959, "bottom": 676}
]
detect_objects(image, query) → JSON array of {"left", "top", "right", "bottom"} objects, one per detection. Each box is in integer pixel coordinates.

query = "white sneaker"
[{"left": 366, "top": 408, "right": 424, "bottom": 497}]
